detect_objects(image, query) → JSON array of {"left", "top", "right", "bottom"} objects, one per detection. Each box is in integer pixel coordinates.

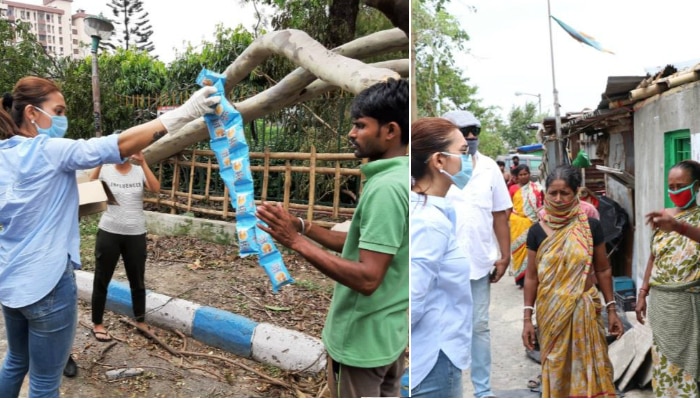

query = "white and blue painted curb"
[{"left": 74, "top": 270, "right": 326, "bottom": 373}]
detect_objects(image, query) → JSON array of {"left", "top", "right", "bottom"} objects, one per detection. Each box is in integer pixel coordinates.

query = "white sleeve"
[
  {"left": 491, "top": 167, "right": 512, "bottom": 212},
  {"left": 410, "top": 219, "right": 449, "bottom": 328}
]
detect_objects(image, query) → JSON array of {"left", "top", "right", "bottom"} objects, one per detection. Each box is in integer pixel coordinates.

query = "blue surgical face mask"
[
  {"left": 439, "top": 152, "right": 473, "bottom": 189},
  {"left": 33, "top": 106, "right": 68, "bottom": 138}
]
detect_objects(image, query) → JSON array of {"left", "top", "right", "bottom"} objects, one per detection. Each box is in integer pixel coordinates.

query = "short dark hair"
[
  {"left": 496, "top": 160, "right": 505, "bottom": 167},
  {"left": 351, "top": 78, "right": 408, "bottom": 145},
  {"left": 545, "top": 165, "right": 582, "bottom": 193},
  {"left": 512, "top": 155, "right": 520, "bottom": 161}
]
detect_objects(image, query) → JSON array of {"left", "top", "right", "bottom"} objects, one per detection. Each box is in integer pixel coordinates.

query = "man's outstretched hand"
[{"left": 256, "top": 202, "right": 301, "bottom": 249}]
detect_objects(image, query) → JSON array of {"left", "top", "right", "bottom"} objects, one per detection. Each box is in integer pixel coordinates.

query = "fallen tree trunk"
[{"left": 144, "top": 28, "right": 407, "bottom": 164}]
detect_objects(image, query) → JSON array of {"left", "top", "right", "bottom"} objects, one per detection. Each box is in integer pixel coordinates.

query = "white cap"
[{"left": 442, "top": 110, "right": 481, "bottom": 128}]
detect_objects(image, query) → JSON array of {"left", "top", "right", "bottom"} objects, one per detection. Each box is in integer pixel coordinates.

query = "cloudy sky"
[
  {"left": 26, "top": 0, "right": 700, "bottom": 121},
  {"left": 446, "top": 0, "right": 700, "bottom": 118},
  {"left": 51, "top": 0, "right": 269, "bottom": 63}
]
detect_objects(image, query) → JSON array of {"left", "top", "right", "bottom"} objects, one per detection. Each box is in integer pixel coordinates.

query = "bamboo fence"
[{"left": 144, "top": 146, "right": 365, "bottom": 228}]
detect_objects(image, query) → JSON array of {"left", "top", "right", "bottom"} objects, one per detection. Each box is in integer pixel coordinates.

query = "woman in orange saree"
[
  {"left": 521, "top": 165, "right": 623, "bottom": 398},
  {"left": 509, "top": 164, "right": 543, "bottom": 288}
]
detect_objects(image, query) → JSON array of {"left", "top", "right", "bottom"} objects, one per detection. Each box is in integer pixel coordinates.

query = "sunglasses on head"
[{"left": 459, "top": 125, "right": 481, "bottom": 137}]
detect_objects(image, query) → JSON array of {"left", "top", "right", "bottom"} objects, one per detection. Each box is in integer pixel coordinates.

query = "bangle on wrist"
[
  {"left": 523, "top": 305, "right": 535, "bottom": 311},
  {"left": 604, "top": 300, "right": 616, "bottom": 309},
  {"left": 297, "top": 217, "right": 305, "bottom": 236},
  {"left": 639, "top": 287, "right": 649, "bottom": 296}
]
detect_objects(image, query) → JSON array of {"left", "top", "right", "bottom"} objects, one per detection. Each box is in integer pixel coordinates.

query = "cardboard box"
[{"left": 77, "top": 178, "right": 118, "bottom": 217}]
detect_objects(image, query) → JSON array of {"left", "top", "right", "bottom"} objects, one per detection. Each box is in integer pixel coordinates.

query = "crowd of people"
[
  {"left": 409, "top": 109, "right": 700, "bottom": 399},
  {"left": 1, "top": 72, "right": 698, "bottom": 398},
  {"left": 0, "top": 77, "right": 409, "bottom": 398}
]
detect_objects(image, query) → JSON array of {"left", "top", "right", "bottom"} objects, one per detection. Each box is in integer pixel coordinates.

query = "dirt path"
[{"left": 56, "top": 234, "right": 333, "bottom": 398}]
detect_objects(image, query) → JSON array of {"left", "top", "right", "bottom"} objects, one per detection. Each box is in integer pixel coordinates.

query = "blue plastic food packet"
[
  {"left": 236, "top": 215, "right": 259, "bottom": 257},
  {"left": 196, "top": 67, "right": 294, "bottom": 292}
]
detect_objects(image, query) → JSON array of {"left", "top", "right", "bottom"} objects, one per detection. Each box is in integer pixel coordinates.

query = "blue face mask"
[
  {"left": 33, "top": 106, "right": 68, "bottom": 138},
  {"left": 466, "top": 138, "right": 479, "bottom": 156},
  {"left": 439, "top": 152, "right": 473, "bottom": 189}
]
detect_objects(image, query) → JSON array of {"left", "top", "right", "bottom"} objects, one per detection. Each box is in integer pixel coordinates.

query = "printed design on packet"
[
  {"left": 236, "top": 219, "right": 257, "bottom": 256},
  {"left": 235, "top": 190, "right": 256, "bottom": 216},
  {"left": 227, "top": 127, "right": 238, "bottom": 148},
  {"left": 257, "top": 233, "right": 275, "bottom": 255},
  {"left": 196, "top": 68, "right": 294, "bottom": 293}
]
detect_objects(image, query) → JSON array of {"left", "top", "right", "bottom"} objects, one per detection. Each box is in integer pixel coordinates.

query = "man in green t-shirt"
[{"left": 257, "top": 78, "right": 409, "bottom": 397}]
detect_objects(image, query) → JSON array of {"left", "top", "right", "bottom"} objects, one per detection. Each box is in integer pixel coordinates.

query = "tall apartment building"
[{"left": 0, "top": 0, "right": 94, "bottom": 59}]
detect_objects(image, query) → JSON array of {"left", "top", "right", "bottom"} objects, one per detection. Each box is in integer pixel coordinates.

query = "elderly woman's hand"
[
  {"left": 607, "top": 311, "right": 624, "bottom": 339},
  {"left": 522, "top": 320, "right": 537, "bottom": 351},
  {"left": 635, "top": 295, "right": 647, "bottom": 324},
  {"left": 645, "top": 210, "right": 678, "bottom": 233}
]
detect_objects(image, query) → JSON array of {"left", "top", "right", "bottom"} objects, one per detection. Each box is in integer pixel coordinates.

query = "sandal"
[
  {"left": 527, "top": 374, "right": 541, "bottom": 389},
  {"left": 92, "top": 328, "right": 112, "bottom": 342}
]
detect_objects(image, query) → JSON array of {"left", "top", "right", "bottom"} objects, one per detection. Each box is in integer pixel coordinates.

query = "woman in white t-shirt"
[{"left": 89, "top": 150, "right": 160, "bottom": 341}]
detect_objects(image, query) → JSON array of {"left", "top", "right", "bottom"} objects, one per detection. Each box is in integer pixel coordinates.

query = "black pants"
[{"left": 92, "top": 229, "right": 147, "bottom": 324}]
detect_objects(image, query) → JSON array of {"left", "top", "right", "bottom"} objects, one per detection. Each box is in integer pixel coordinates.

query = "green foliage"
[
  {"left": 414, "top": 0, "right": 479, "bottom": 117},
  {"left": 61, "top": 48, "right": 167, "bottom": 138},
  {"left": 166, "top": 24, "right": 263, "bottom": 98},
  {"left": 496, "top": 102, "right": 540, "bottom": 149},
  {"left": 355, "top": 4, "right": 399, "bottom": 38},
  {"left": 105, "top": 0, "right": 155, "bottom": 53},
  {"left": 79, "top": 214, "right": 101, "bottom": 271},
  {"left": 261, "top": 0, "right": 359, "bottom": 49},
  {"left": 354, "top": 5, "right": 408, "bottom": 64},
  {"left": 103, "top": 48, "right": 167, "bottom": 95},
  {"left": 0, "top": 20, "right": 57, "bottom": 93},
  {"left": 415, "top": 1, "right": 541, "bottom": 157},
  {"left": 478, "top": 130, "right": 507, "bottom": 159}
]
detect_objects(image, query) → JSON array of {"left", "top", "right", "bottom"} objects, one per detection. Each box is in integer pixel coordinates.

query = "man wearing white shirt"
[{"left": 443, "top": 110, "right": 512, "bottom": 398}]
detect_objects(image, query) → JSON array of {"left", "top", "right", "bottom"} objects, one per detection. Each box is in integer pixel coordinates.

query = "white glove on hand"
[{"left": 159, "top": 86, "right": 221, "bottom": 133}]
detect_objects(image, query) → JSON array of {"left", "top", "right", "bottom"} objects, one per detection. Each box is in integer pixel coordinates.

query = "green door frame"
[{"left": 664, "top": 129, "right": 691, "bottom": 208}]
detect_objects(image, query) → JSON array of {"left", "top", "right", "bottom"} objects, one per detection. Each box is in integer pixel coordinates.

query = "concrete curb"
[{"left": 74, "top": 270, "right": 326, "bottom": 373}]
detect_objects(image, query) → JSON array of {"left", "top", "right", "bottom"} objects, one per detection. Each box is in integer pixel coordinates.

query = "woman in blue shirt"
[
  {"left": 410, "top": 117, "right": 473, "bottom": 397},
  {"left": 0, "top": 76, "right": 218, "bottom": 397}
]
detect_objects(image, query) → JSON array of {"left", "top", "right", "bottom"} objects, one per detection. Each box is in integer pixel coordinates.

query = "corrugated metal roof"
[
  {"left": 597, "top": 76, "right": 646, "bottom": 109},
  {"left": 541, "top": 107, "right": 630, "bottom": 137},
  {"left": 538, "top": 59, "right": 700, "bottom": 140}
]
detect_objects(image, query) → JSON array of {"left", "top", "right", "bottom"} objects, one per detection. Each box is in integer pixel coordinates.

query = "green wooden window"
[{"left": 664, "top": 129, "right": 691, "bottom": 207}]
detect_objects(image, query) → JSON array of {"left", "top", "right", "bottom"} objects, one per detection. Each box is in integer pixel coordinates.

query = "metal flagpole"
[{"left": 547, "top": 0, "right": 563, "bottom": 165}]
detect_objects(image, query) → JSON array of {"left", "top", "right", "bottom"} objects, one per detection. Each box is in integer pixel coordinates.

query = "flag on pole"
[{"left": 551, "top": 16, "right": 614, "bottom": 54}]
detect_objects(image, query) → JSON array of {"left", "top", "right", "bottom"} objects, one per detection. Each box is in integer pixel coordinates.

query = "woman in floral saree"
[
  {"left": 638, "top": 160, "right": 700, "bottom": 397},
  {"left": 522, "top": 165, "right": 623, "bottom": 398},
  {"left": 509, "top": 164, "right": 543, "bottom": 287}
]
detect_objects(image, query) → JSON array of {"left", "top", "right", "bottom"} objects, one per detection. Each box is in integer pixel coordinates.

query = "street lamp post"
[
  {"left": 84, "top": 15, "right": 114, "bottom": 137},
  {"left": 514, "top": 91, "right": 542, "bottom": 115}
]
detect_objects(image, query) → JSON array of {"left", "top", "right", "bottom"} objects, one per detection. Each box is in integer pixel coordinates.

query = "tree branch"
[{"left": 144, "top": 29, "right": 407, "bottom": 164}]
